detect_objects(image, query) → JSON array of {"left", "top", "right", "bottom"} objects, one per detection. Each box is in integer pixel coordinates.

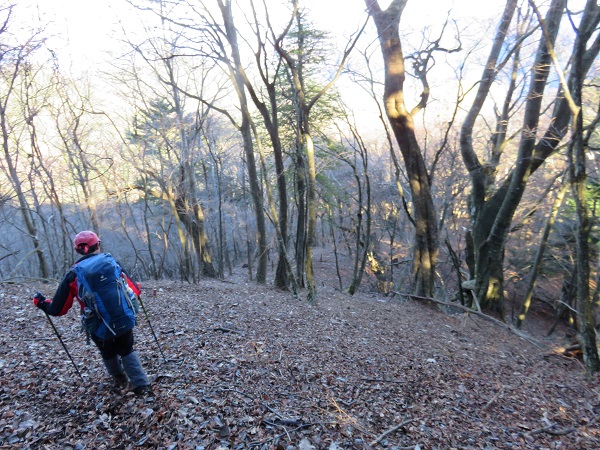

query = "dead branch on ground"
[{"left": 403, "top": 293, "right": 546, "bottom": 349}]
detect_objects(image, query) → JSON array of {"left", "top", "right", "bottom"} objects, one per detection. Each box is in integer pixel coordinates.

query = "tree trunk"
[
  {"left": 251, "top": 119, "right": 300, "bottom": 297},
  {"left": 166, "top": 58, "right": 216, "bottom": 280},
  {"left": 343, "top": 128, "right": 371, "bottom": 296},
  {"left": 365, "top": 0, "right": 438, "bottom": 297},
  {"left": 303, "top": 130, "right": 317, "bottom": 303},
  {"left": 516, "top": 177, "right": 568, "bottom": 328},
  {"left": 461, "top": 0, "right": 566, "bottom": 312},
  {"left": 142, "top": 186, "right": 159, "bottom": 279},
  {"left": 241, "top": 38, "right": 290, "bottom": 289},
  {"left": 294, "top": 138, "right": 307, "bottom": 288},
  {"left": 566, "top": 0, "right": 600, "bottom": 375},
  {"left": 219, "top": 0, "right": 268, "bottom": 283},
  {"left": 272, "top": 0, "right": 364, "bottom": 300}
]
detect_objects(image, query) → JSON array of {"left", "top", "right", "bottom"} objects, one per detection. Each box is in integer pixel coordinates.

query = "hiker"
[{"left": 33, "top": 230, "right": 151, "bottom": 396}]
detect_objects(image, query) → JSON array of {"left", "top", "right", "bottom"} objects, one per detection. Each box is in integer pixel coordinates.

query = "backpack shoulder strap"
[{"left": 73, "top": 254, "right": 103, "bottom": 296}]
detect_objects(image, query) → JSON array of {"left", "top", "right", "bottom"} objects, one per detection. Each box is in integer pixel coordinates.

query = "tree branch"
[{"left": 404, "top": 293, "right": 546, "bottom": 349}]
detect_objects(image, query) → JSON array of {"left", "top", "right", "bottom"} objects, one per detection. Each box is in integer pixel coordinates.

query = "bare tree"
[
  {"left": 116, "top": 14, "right": 218, "bottom": 280},
  {"left": 28, "top": 73, "right": 72, "bottom": 274},
  {"left": 241, "top": 0, "right": 291, "bottom": 289},
  {"left": 365, "top": 0, "right": 439, "bottom": 297},
  {"left": 0, "top": 5, "right": 49, "bottom": 279},
  {"left": 134, "top": 0, "right": 269, "bottom": 283},
  {"left": 215, "top": 0, "right": 268, "bottom": 283},
  {"left": 53, "top": 80, "right": 102, "bottom": 235},
  {"left": 460, "top": 0, "right": 600, "bottom": 315},
  {"left": 325, "top": 117, "right": 373, "bottom": 295},
  {"left": 557, "top": 0, "right": 600, "bottom": 375}
]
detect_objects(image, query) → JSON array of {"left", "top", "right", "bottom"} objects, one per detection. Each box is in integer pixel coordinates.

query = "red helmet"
[{"left": 73, "top": 231, "right": 100, "bottom": 253}]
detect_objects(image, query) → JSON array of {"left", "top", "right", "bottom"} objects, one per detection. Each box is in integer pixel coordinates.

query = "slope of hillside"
[{"left": 1, "top": 271, "right": 599, "bottom": 449}]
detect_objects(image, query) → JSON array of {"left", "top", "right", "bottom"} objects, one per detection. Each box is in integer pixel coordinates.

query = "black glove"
[{"left": 32, "top": 292, "right": 48, "bottom": 310}]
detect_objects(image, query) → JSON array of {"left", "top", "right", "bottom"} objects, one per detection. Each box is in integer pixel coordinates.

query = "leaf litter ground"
[{"left": 1, "top": 270, "right": 599, "bottom": 449}]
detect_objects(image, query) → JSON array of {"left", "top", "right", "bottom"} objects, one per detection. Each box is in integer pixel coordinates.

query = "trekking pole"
[
  {"left": 41, "top": 310, "right": 85, "bottom": 382},
  {"left": 137, "top": 291, "right": 167, "bottom": 362}
]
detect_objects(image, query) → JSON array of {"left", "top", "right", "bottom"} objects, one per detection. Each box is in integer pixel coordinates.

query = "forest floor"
[{"left": 1, "top": 259, "right": 600, "bottom": 449}]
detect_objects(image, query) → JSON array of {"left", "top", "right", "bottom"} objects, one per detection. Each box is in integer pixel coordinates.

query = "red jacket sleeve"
[
  {"left": 126, "top": 276, "right": 141, "bottom": 296},
  {"left": 44, "top": 271, "right": 79, "bottom": 316}
]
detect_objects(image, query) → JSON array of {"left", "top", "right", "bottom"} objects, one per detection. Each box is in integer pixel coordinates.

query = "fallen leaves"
[{"left": 1, "top": 276, "right": 599, "bottom": 448}]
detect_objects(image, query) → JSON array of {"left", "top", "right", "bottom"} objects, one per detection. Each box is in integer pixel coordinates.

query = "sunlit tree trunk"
[
  {"left": 365, "top": 0, "right": 438, "bottom": 297},
  {"left": 303, "top": 131, "right": 317, "bottom": 302}
]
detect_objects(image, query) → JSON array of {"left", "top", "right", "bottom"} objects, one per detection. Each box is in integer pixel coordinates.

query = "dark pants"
[
  {"left": 92, "top": 330, "right": 149, "bottom": 388},
  {"left": 91, "top": 330, "right": 135, "bottom": 359}
]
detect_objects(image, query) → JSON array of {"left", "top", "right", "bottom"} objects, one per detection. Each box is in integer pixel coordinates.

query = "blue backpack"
[{"left": 73, "top": 253, "right": 139, "bottom": 340}]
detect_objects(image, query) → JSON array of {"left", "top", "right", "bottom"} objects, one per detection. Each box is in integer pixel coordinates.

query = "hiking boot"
[
  {"left": 113, "top": 373, "right": 129, "bottom": 388},
  {"left": 133, "top": 385, "right": 152, "bottom": 396}
]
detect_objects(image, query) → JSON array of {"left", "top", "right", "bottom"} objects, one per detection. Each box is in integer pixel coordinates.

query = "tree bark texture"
[{"left": 365, "top": 0, "right": 438, "bottom": 297}]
